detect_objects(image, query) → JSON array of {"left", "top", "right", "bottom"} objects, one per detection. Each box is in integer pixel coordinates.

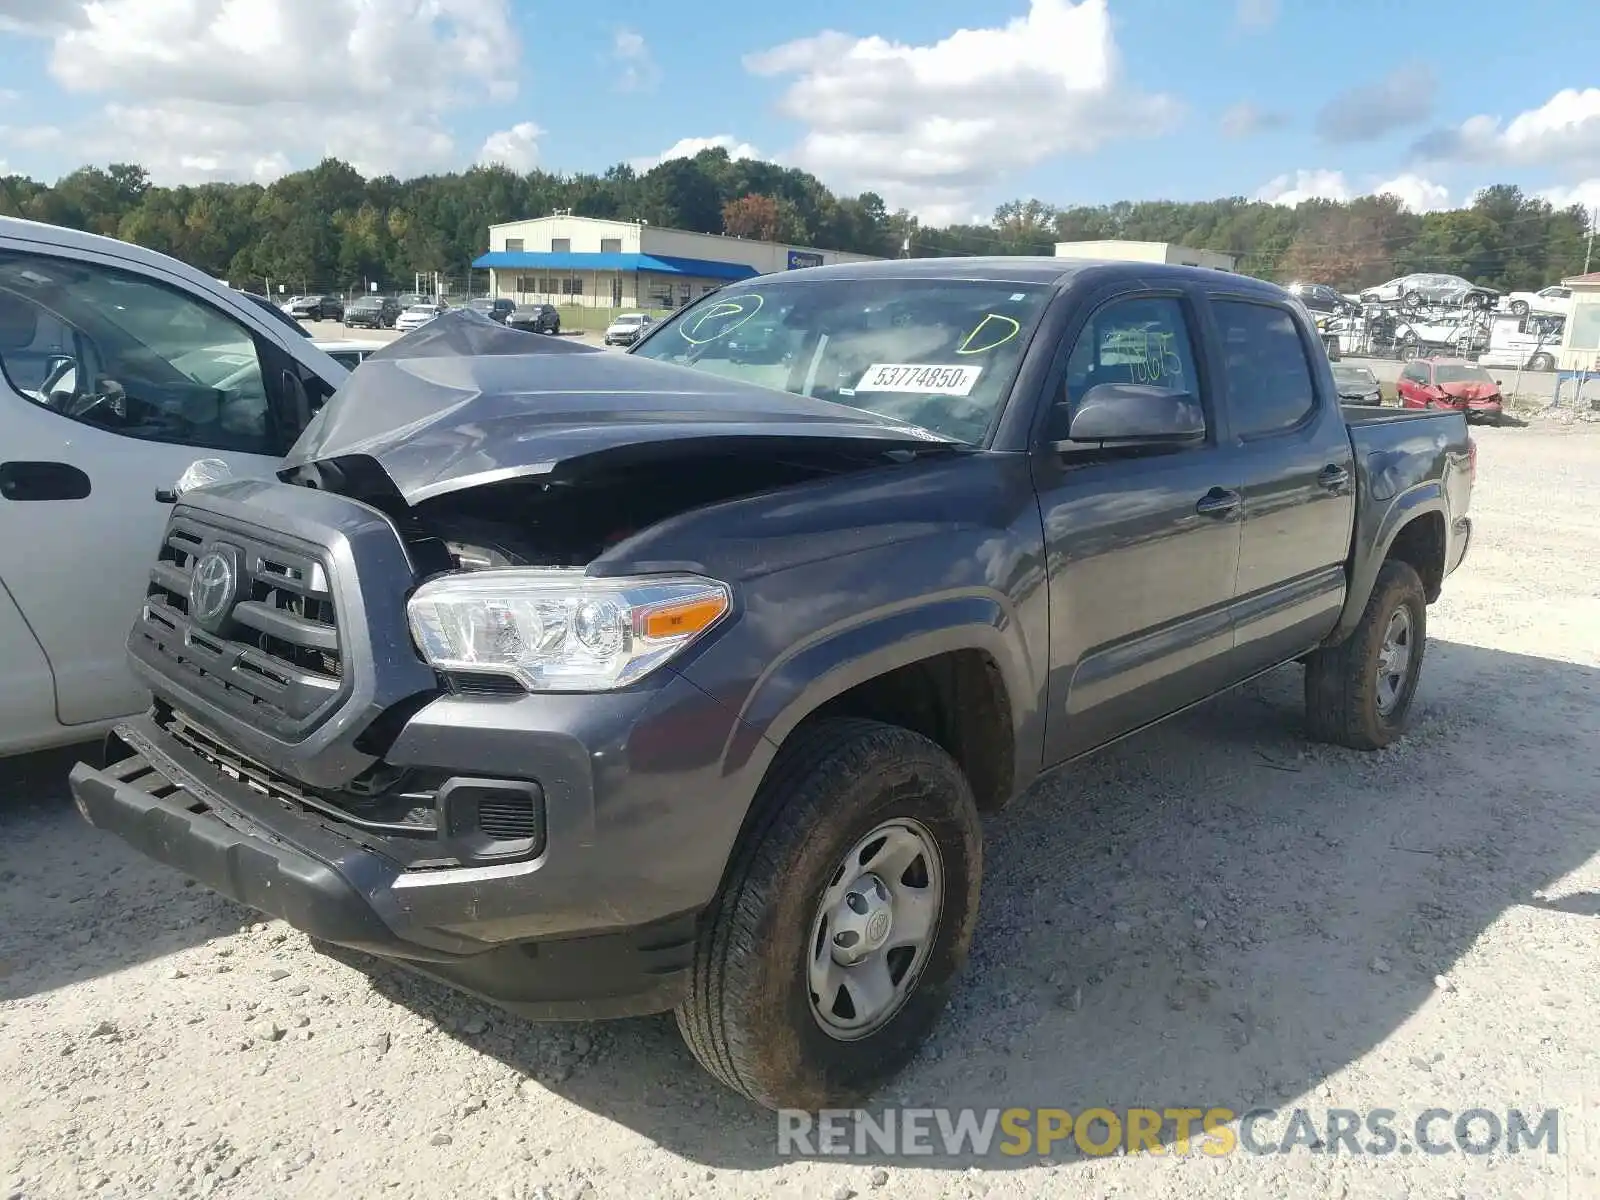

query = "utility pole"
[{"left": 1585, "top": 206, "right": 1597, "bottom": 275}]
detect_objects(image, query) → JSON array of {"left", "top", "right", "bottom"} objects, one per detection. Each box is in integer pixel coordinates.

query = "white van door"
[{"left": 0, "top": 243, "right": 342, "bottom": 735}]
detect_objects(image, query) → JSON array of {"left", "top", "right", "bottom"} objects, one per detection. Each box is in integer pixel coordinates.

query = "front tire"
[
  {"left": 1529, "top": 352, "right": 1554, "bottom": 372},
  {"left": 1304, "top": 560, "right": 1427, "bottom": 750},
  {"left": 1510, "top": 300, "right": 1530, "bottom": 316},
  {"left": 676, "top": 718, "right": 982, "bottom": 1110}
]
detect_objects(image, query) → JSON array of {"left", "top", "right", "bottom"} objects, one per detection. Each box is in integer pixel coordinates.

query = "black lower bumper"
[{"left": 69, "top": 719, "right": 695, "bottom": 1019}]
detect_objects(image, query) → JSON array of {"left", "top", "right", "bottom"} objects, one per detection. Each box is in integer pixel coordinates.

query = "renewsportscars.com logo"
[{"left": 777, "top": 1106, "right": 1562, "bottom": 1159}]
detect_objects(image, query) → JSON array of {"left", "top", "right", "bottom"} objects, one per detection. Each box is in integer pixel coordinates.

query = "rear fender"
[{"left": 1324, "top": 479, "right": 1446, "bottom": 645}]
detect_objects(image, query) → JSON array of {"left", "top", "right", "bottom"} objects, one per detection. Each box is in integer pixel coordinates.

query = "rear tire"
[
  {"left": 1304, "top": 560, "right": 1427, "bottom": 750},
  {"left": 676, "top": 718, "right": 982, "bottom": 1110},
  {"left": 1510, "top": 300, "right": 1530, "bottom": 317},
  {"left": 1529, "top": 352, "right": 1554, "bottom": 372}
]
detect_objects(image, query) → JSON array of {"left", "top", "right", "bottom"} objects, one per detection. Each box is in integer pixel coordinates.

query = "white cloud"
[
  {"left": 1220, "top": 101, "right": 1286, "bottom": 139},
  {"left": 10, "top": 0, "right": 519, "bottom": 183},
  {"left": 0, "top": 125, "right": 65, "bottom": 150},
  {"left": 1257, "top": 168, "right": 1453, "bottom": 212},
  {"left": 1539, "top": 179, "right": 1600, "bottom": 212},
  {"left": 1235, "top": 0, "right": 1278, "bottom": 30},
  {"left": 1256, "top": 169, "right": 1352, "bottom": 206},
  {"left": 0, "top": 0, "right": 82, "bottom": 34},
  {"left": 743, "top": 0, "right": 1180, "bottom": 224},
  {"left": 1373, "top": 173, "right": 1449, "bottom": 213},
  {"left": 631, "top": 135, "right": 762, "bottom": 172},
  {"left": 479, "top": 122, "right": 542, "bottom": 172},
  {"left": 1413, "top": 87, "right": 1600, "bottom": 173},
  {"left": 611, "top": 27, "right": 659, "bottom": 92}
]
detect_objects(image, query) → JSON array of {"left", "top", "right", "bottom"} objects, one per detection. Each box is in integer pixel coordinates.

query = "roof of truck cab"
[{"left": 750, "top": 255, "right": 1282, "bottom": 293}]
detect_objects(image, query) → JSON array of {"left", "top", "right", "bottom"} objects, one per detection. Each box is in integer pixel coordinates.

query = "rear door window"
[{"left": 1214, "top": 300, "right": 1318, "bottom": 437}]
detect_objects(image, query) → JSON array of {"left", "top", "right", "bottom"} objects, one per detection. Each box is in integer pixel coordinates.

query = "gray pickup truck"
[{"left": 69, "top": 258, "right": 1474, "bottom": 1110}]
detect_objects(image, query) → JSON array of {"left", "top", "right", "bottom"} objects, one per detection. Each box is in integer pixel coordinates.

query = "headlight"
[{"left": 406, "top": 569, "right": 731, "bottom": 691}]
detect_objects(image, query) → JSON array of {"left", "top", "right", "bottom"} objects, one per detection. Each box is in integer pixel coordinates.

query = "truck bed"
[{"left": 1340, "top": 404, "right": 1450, "bottom": 427}]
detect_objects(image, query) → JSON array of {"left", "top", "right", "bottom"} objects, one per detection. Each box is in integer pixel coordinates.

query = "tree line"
[{"left": 1, "top": 150, "right": 1592, "bottom": 295}]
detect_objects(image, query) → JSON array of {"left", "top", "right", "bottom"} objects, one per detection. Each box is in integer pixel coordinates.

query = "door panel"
[
  {"left": 1211, "top": 299, "right": 1355, "bottom": 674},
  {"left": 1038, "top": 454, "right": 1243, "bottom": 761},
  {"left": 0, "top": 249, "right": 285, "bottom": 727},
  {"left": 1036, "top": 292, "right": 1243, "bottom": 765}
]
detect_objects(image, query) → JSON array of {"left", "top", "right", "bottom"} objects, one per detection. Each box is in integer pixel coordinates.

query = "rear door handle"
[
  {"left": 0, "top": 461, "right": 92, "bottom": 502},
  {"left": 1318, "top": 464, "right": 1351, "bottom": 491},
  {"left": 1195, "top": 487, "right": 1242, "bottom": 518}
]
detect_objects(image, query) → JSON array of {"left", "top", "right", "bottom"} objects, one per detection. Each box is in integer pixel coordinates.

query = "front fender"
[{"left": 712, "top": 589, "right": 1041, "bottom": 804}]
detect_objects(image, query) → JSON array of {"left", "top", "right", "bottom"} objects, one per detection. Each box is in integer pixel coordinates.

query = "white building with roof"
[
  {"left": 1053, "top": 239, "right": 1236, "bottom": 273},
  {"left": 473, "top": 215, "right": 881, "bottom": 311}
]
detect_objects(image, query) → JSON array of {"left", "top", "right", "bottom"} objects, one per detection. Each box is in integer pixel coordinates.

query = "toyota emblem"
[{"left": 188, "top": 548, "right": 238, "bottom": 628}]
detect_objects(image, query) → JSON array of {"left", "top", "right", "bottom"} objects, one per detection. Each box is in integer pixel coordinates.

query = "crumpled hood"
[{"left": 283, "top": 308, "right": 958, "bottom": 504}]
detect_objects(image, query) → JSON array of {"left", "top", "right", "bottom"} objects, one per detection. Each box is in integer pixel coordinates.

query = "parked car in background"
[
  {"left": 283, "top": 294, "right": 344, "bottom": 322},
  {"left": 236, "top": 290, "right": 312, "bottom": 337},
  {"left": 507, "top": 303, "right": 561, "bottom": 334},
  {"left": 603, "top": 311, "right": 653, "bottom": 346},
  {"left": 1287, "top": 282, "right": 1358, "bottom": 315},
  {"left": 311, "top": 339, "right": 387, "bottom": 371},
  {"left": 344, "top": 295, "right": 399, "bottom": 329},
  {"left": 1500, "top": 285, "right": 1572, "bottom": 318},
  {"left": 1477, "top": 312, "right": 1563, "bottom": 372},
  {"left": 395, "top": 301, "right": 444, "bottom": 333},
  {"left": 1397, "top": 357, "right": 1503, "bottom": 420},
  {"left": 1332, "top": 363, "right": 1383, "bottom": 404},
  {"left": 467, "top": 297, "right": 517, "bottom": 324},
  {"left": 1361, "top": 274, "right": 1498, "bottom": 309},
  {"left": 0, "top": 214, "right": 350, "bottom": 757}
]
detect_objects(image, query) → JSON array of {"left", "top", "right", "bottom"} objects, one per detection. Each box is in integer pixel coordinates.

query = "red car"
[{"left": 1396, "top": 357, "right": 1504, "bottom": 421}]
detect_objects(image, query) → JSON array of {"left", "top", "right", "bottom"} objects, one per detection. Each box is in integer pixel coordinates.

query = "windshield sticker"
[
  {"left": 856, "top": 363, "right": 982, "bottom": 396},
  {"left": 679, "top": 294, "right": 764, "bottom": 345},
  {"left": 956, "top": 313, "right": 1021, "bottom": 355}
]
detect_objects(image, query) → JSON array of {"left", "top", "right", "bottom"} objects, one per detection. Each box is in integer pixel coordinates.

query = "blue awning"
[{"left": 471, "top": 251, "right": 759, "bottom": 281}]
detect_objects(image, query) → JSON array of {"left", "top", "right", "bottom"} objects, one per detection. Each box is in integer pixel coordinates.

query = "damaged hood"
[{"left": 284, "top": 309, "right": 959, "bottom": 504}]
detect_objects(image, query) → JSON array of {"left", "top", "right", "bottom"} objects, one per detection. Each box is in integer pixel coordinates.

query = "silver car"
[{"left": 1361, "top": 273, "right": 1498, "bottom": 309}]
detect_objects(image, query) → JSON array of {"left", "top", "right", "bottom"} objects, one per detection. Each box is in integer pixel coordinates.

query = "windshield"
[
  {"left": 1332, "top": 366, "right": 1377, "bottom": 387},
  {"left": 630, "top": 277, "right": 1051, "bottom": 443},
  {"left": 1433, "top": 364, "right": 1493, "bottom": 384}
]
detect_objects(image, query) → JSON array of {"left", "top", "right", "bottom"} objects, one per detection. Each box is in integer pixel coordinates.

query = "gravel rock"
[
  {"left": 869, "top": 1167, "right": 890, "bottom": 1188},
  {"left": 460, "top": 1015, "right": 488, "bottom": 1036},
  {"left": 250, "top": 1019, "right": 285, "bottom": 1043},
  {"left": 1369, "top": 956, "right": 1392, "bottom": 975},
  {"left": 429, "top": 1133, "right": 453, "bottom": 1147}
]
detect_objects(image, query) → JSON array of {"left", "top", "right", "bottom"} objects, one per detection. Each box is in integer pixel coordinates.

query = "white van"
[
  {"left": 1476, "top": 311, "right": 1564, "bottom": 372},
  {"left": 0, "top": 216, "right": 350, "bottom": 756}
]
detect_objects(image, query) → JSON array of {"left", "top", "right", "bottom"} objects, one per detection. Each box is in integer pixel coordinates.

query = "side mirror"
[{"left": 1057, "top": 382, "right": 1205, "bottom": 449}]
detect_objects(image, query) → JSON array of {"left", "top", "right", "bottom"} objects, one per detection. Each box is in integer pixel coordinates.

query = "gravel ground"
[{"left": 3, "top": 422, "right": 1598, "bottom": 1200}]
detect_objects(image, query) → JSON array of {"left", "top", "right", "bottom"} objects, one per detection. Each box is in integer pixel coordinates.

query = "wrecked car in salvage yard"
[{"left": 69, "top": 259, "right": 1474, "bottom": 1110}]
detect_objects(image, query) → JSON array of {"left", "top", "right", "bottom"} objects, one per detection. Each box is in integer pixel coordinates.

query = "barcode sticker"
[{"left": 855, "top": 363, "right": 982, "bottom": 396}]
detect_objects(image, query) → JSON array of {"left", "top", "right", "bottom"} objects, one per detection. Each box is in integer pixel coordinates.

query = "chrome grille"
[{"left": 134, "top": 516, "right": 345, "bottom": 734}]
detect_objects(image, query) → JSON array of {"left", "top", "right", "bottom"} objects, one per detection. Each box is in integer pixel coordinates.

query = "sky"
[{"left": 1, "top": 0, "right": 1598, "bottom": 227}]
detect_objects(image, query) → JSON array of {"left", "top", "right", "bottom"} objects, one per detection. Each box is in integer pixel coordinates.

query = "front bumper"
[{"left": 66, "top": 702, "right": 740, "bottom": 1018}]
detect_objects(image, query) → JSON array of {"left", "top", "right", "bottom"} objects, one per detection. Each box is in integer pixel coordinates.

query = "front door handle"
[
  {"left": 0, "top": 461, "right": 92, "bottom": 502},
  {"left": 1318, "top": 464, "right": 1351, "bottom": 492},
  {"left": 1195, "top": 487, "right": 1242, "bottom": 518}
]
